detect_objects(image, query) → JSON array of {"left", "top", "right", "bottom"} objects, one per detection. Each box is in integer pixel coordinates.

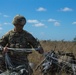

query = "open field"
[{"left": 28, "top": 40, "right": 76, "bottom": 75}]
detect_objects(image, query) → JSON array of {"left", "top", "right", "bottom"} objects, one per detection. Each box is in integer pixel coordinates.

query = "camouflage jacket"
[
  {"left": 0, "top": 29, "right": 41, "bottom": 57},
  {"left": 0, "top": 30, "right": 40, "bottom": 63}
]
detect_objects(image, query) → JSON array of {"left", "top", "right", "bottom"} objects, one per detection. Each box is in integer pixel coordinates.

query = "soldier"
[{"left": 0, "top": 15, "right": 44, "bottom": 74}]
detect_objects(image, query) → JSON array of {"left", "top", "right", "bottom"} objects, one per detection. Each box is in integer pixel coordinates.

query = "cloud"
[
  {"left": 0, "top": 13, "right": 10, "bottom": 18},
  {"left": 36, "top": 7, "right": 46, "bottom": 11},
  {"left": 72, "top": 22, "right": 76, "bottom": 24},
  {"left": 4, "top": 22, "right": 11, "bottom": 25},
  {"left": 59, "top": 7, "right": 73, "bottom": 12},
  {"left": 3, "top": 15, "right": 10, "bottom": 17},
  {"left": 54, "top": 22, "right": 60, "bottom": 26},
  {"left": 48, "top": 18, "right": 57, "bottom": 22},
  {"left": 34, "top": 23, "right": 45, "bottom": 27},
  {"left": 48, "top": 18, "right": 60, "bottom": 26},
  {"left": 27, "top": 20, "right": 39, "bottom": 23},
  {"left": 27, "top": 19, "right": 46, "bottom": 27}
]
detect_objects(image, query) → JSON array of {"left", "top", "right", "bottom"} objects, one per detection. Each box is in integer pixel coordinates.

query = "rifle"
[
  {"left": 0, "top": 46, "right": 39, "bottom": 53},
  {"left": 35, "top": 57, "right": 45, "bottom": 71},
  {"left": 35, "top": 50, "right": 58, "bottom": 71}
]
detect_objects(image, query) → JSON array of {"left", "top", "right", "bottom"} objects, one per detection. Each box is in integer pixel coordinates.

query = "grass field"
[{"left": 28, "top": 40, "right": 76, "bottom": 75}]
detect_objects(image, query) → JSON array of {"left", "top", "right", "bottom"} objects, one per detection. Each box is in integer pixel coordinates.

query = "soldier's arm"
[
  {"left": 27, "top": 33, "right": 44, "bottom": 54},
  {"left": 0, "top": 32, "right": 9, "bottom": 53},
  {"left": 0, "top": 32, "right": 9, "bottom": 47}
]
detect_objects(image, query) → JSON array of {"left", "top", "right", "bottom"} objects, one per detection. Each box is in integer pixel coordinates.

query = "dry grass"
[{"left": 28, "top": 41, "right": 76, "bottom": 75}]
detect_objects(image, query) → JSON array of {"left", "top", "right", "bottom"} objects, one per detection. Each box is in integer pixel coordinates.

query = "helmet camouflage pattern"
[{"left": 12, "top": 15, "right": 26, "bottom": 26}]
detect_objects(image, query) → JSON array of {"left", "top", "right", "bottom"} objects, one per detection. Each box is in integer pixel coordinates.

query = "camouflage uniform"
[{"left": 0, "top": 29, "right": 41, "bottom": 74}]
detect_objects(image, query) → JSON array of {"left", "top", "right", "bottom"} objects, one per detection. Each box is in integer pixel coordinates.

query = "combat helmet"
[{"left": 12, "top": 15, "right": 26, "bottom": 26}]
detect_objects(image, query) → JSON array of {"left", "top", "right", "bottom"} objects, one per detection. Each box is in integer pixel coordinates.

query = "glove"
[{"left": 36, "top": 47, "right": 44, "bottom": 54}]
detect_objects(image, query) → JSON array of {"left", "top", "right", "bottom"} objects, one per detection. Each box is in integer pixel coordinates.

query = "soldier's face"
[{"left": 15, "top": 24, "right": 24, "bottom": 32}]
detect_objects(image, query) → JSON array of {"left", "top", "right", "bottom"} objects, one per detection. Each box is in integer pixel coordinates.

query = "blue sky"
[{"left": 0, "top": 0, "right": 76, "bottom": 41}]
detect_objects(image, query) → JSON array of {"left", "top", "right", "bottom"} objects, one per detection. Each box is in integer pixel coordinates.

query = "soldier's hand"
[
  {"left": 2, "top": 47, "right": 8, "bottom": 54},
  {"left": 37, "top": 47, "right": 44, "bottom": 54}
]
